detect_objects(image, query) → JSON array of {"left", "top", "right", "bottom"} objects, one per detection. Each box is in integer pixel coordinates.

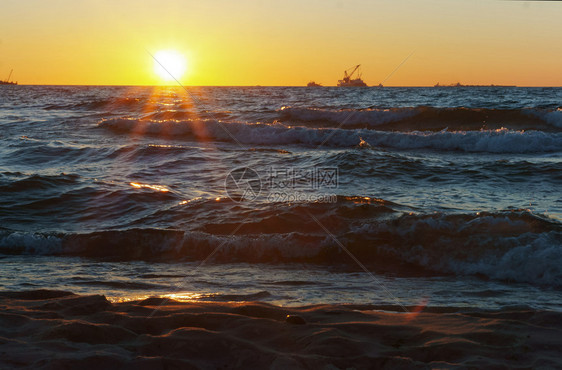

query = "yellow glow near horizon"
[
  {"left": 1, "top": 1, "right": 561, "bottom": 86},
  {"left": 153, "top": 50, "right": 187, "bottom": 82}
]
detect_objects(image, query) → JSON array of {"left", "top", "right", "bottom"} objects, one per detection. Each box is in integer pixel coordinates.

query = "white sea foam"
[
  {"left": 0, "top": 231, "right": 63, "bottom": 255},
  {"left": 528, "top": 108, "right": 562, "bottom": 128},
  {"left": 350, "top": 212, "right": 562, "bottom": 286}
]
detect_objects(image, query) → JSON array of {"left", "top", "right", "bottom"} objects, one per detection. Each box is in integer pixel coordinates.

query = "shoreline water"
[{"left": 1, "top": 255, "right": 561, "bottom": 312}]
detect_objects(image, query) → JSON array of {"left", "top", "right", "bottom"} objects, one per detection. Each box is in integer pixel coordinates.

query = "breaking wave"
[
  {"left": 99, "top": 117, "right": 562, "bottom": 153},
  {"left": 280, "top": 106, "right": 562, "bottom": 131},
  {"left": 44, "top": 97, "right": 146, "bottom": 111},
  {"left": 1, "top": 210, "right": 560, "bottom": 287}
]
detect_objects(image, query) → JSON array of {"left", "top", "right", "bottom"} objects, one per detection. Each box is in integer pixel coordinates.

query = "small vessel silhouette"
[{"left": 0, "top": 69, "right": 17, "bottom": 85}]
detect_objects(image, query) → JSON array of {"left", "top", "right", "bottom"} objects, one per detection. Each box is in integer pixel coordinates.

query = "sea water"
[{"left": 1, "top": 86, "right": 560, "bottom": 310}]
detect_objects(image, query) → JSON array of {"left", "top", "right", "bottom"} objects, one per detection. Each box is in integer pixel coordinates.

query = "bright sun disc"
[{"left": 153, "top": 50, "right": 187, "bottom": 81}]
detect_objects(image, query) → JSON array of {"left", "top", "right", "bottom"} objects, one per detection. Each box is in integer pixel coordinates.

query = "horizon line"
[{"left": 10, "top": 83, "right": 562, "bottom": 88}]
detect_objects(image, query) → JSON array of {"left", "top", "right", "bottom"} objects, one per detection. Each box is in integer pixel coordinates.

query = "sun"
[{"left": 153, "top": 50, "right": 187, "bottom": 82}]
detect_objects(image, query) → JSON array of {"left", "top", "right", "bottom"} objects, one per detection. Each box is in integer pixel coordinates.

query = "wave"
[
  {"left": 201, "top": 291, "right": 273, "bottom": 301},
  {"left": 1, "top": 210, "right": 560, "bottom": 287},
  {"left": 529, "top": 108, "right": 562, "bottom": 128},
  {"left": 0, "top": 173, "right": 80, "bottom": 193},
  {"left": 99, "top": 117, "right": 562, "bottom": 153},
  {"left": 280, "top": 106, "right": 562, "bottom": 131},
  {"left": 43, "top": 97, "right": 146, "bottom": 111},
  {"left": 70, "top": 279, "right": 166, "bottom": 290},
  {"left": 142, "top": 110, "right": 232, "bottom": 121}
]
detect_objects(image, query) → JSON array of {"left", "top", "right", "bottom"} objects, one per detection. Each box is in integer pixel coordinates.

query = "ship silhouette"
[
  {"left": 337, "top": 65, "right": 367, "bottom": 87},
  {"left": 0, "top": 69, "right": 17, "bottom": 85}
]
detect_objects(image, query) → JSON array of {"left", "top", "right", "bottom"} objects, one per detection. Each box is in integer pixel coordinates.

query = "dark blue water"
[{"left": 0, "top": 86, "right": 561, "bottom": 309}]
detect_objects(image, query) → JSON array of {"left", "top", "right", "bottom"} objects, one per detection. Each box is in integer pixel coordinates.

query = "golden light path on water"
[
  {"left": 130, "top": 182, "right": 170, "bottom": 192},
  {"left": 109, "top": 292, "right": 205, "bottom": 304}
]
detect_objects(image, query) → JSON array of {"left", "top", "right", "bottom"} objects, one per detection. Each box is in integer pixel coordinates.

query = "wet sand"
[{"left": 1, "top": 290, "right": 560, "bottom": 369}]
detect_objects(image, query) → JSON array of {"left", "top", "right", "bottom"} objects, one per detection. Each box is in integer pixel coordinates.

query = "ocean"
[{"left": 1, "top": 85, "right": 561, "bottom": 311}]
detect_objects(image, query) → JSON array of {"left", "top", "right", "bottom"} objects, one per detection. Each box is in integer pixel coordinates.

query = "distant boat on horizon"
[
  {"left": 307, "top": 81, "right": 322, "bottom": 87},
  {"left": 0, "top": 69, "right": 18, "bottom": 85},
  {"left": 337, "top": 65, "right": 367, "bottom": 87},
  {"left": 434, "top": 82, "right": 516, "bottom": 88}
]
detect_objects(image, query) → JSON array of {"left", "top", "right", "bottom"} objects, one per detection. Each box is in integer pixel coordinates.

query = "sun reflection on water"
[
  {"left": 130, "top": 182, "right": 170, "bottom": 192},
  {"left": 162, "top": 292, "right": 205, "bottom": 302},
  {"left": 108, "top": 292, "right": 205, "bottom": 303}
]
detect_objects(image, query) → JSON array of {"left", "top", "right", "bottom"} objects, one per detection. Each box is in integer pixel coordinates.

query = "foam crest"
[{"left": 99, "top": 118, "right": 562, "bottom": 153}]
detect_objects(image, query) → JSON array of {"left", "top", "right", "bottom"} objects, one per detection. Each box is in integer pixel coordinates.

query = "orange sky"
[{"left": 1, "top": 0, "right": 561, "bottom": 86}]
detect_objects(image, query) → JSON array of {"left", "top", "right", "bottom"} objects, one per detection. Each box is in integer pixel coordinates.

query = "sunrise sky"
[{"left": 1, "top": 0, "right": 561, "bottom": 86}]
